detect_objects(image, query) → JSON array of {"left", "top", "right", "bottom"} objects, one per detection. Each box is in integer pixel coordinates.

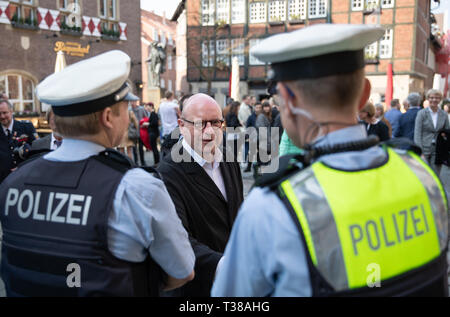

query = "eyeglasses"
[{"left": 181, "top": 117, "right": 224, "bottom": 130}]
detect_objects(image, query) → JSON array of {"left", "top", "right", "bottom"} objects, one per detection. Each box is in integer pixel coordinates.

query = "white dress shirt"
[
  {"left": 182, "top": 138, "right": 227, "bottom": 201},
  {"left": 428, "top": 107, "right": 438, "bottom": 129},
  {"left": 2, "top": 119, "right": 13, "bottom": 136}
]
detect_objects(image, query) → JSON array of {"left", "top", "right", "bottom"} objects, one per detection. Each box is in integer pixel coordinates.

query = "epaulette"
[
  {"left": 93, "top": 148, "right": 136, "bottom": 174},
  {"left": 254, "top": 154, "right": 306, "bottom": 190}
]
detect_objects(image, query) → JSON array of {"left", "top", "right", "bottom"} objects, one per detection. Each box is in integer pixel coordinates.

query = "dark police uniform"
[{"left": 211, "top": 24, "right": 449, "bottom": 296}]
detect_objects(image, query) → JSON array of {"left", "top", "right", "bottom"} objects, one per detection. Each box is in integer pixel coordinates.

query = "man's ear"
[
  {"left": 277, "top": 82, "right": 295, "bottom": 117},
  {"left": 357, "top": 78, "right": 371, "bottom": 111},
  {"left": 100, "top": 107, "right": 114, "bottom": 130}
]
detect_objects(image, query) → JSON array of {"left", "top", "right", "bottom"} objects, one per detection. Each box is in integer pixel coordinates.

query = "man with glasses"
[
  {"left": 212, "top": 24, "right": 448, "bottom": 297},
  {"left": 157, "top": 93, "right": 244, "bottom": 297}
]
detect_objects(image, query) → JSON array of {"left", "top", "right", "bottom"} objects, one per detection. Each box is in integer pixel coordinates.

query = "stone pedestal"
[{"left": 147, "top": 87, "right": 162, "bottom": 109}]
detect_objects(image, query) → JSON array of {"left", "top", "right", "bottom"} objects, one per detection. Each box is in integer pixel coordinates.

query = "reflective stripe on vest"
[{"left": 280, "top": 148, "right": 448, "bottom": 291}]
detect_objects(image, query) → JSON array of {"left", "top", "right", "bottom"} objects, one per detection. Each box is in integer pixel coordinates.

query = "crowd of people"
[{"left": 0, "top": 24, "right": 448, "bottom": 298}]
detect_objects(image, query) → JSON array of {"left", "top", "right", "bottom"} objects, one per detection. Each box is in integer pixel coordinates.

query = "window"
[
  {"left": 8, "top": 0, "right": 37, "bottom": 25},
  {"left": 216, "top": 0, "right": 230, "bottom": 24},
  {"left": 365, "top": 0, "right": 379, "bottom": 11},
  {"left": 309, "top": 0, "right": 327, "bottom": 18},
  {"left": 231, "top": 38, "right": 245, "bottom": 66},
  {"left": 202, "top": 0, "right": 215, "bottom": 26},
  {"left": 202, "top": 40, "right": 215, "bottom": 67},
  {"left": 249, "top": 2, "right": 266, "bottom": 23},
  {"left": 160, "top": 78, "right": 165, "bottom": 89},
  {"left": 161, "top": 32, "right": 166, "bottom": 46},
  {"left": 216, "top": 39, "right": 230, "bottom": 66},
  {"left": 59, "top": 0, "right": 82, "bottom": 28},
  {"left": 168, "top": 33, "right": 173, "bottom": 45},
  {"left": 269, "top": 0, "right": 286, "bottom": 22},
  {"left": 351, "top": 0, "right": 363, "bottom": 11},
  {"left": 249, "top": 38, "right": 265, "bottom": 65},
  {"left": 153, "top": 28, "right": 159, "bottom": 42},
  {"left": 288, "top": 0, "right": 306, "bottom": 21},
  {"left": 364, "top": 42, "right": 378, "bottom": 59},
  {"left": 231, "top": 0, "right": 245, "bottom": 24},
  {"left": 168, "top": 55, "right": 173, "bottom": 70},
  {"left": 99, "top": 0, "right": 119, "bottom": 36},
  {"left": 168, "top": 79, "right": 173, "bottom": 92},
  {"left": 379, "top": 28, "right": 393, "bottom": 58},
  {"left": 381, "top": 0, "right": 394, "bottom": 9},
  {"left": 0, "top": 74, "right": 36, "bottom": 112}
]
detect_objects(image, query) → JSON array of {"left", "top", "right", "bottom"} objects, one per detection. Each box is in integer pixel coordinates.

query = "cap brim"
[{"left": 124, "top": 92, "right": 139, "bottom": 101}]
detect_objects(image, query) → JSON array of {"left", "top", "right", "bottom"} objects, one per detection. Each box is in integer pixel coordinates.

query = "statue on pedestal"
[{"left": 146, "top": 42, "right": 166, "bottom": 88}]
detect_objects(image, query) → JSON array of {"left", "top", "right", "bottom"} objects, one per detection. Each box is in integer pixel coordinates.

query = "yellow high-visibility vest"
[{"left": 279, "top": 148, "right": 448, "bottom": 291}]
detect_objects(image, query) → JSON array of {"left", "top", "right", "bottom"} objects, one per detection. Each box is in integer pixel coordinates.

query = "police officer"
[
  {"left": 0, "top": 50, "right": 195, "bottom": 296},
  {"left": 211, "top": 24, "right": 449, "bottom": 296},
  {"left": 0, "top": 99, "right": 38, "bottom": 178}
]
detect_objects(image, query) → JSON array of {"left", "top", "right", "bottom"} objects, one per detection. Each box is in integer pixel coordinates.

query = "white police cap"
[
  {"left": 36, "top": 50, "right": 139, "bottom": 117},
  {"left": 252, "top": 24, "right": 385, "bottom": 81}
]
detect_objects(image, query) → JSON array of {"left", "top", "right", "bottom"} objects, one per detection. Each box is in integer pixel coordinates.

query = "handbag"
[{"left": 128, "top": 122, "right": 139, "bottom": 141}]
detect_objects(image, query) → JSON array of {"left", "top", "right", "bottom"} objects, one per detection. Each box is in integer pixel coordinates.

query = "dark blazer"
[
  {"left": 31, "top": 134, "right": 52, "bottom": 151},
  {"left": 394, "top": 107, "right": 421, "bottom": 140},
  {"left": 157, "top": 141, "right": 244, "bottom": 296}
]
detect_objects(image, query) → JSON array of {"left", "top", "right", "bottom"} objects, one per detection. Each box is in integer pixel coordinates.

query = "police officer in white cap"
[
  {"left": 0, "top": 50, "right": 195, "bottom": 296},
  {"left": 212, "top": 24, "right": 448, "bottom": 296}
]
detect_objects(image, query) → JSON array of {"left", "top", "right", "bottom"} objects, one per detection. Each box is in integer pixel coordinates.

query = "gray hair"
[
  {"left": 406, "top": 92, "right": 421, "bottom": 108},
  {"left": 426, "top": 88, "right": 443, "bottom": 99},
  {"left": 0, "top": 99, "right": 13, "bottom": 110}
]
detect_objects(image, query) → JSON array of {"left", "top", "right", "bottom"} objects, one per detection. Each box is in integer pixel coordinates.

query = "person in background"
[
  {"left": 374, "top": 103, "right": 392, "bottom": 138},
  {"left": 31, "top": 109, "right": 63, "bottom": 152},
  {"left": 394, "top": 92, "right": 422, "bottom": 140},
  {"left": 244, "top": 103, "right": 263, "bottom": 172},
  {"left": 117, "top": 107, "right": 138, "bottom": 160},
  {"left": 130, "top": 99, "right": 147, "bottom": 166},
  {"left": 255, "top": 101, "right": 274, "bottom": 171},
  {"left": 159, "top": 91, "right": 181, "bottom": 158},
  {"left": 414, "top": 89, "right": 450, "bottom": 176},
  {"left": 225, "top": 101, "right": 242, "bottom": 161},
  {"left": 384, "top": 99, "right": 402, "bottom": 137},
  {"left": 402, "top": 99, "right": 410, "bottom": 112},
  {"left": 144, "top": 102, "right": 160, "bottom": 165},
  {"left": 222, "top": 97, "right": 234, "bottom": 120},
  {"left": 359, "top": 102, "right": 390, "bottom": 141},
  {"left": 238, "top": 95, "right": 253, "bottom": 165}
]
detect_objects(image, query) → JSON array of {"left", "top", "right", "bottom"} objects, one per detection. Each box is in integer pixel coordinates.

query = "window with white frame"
[
  {"left": 168, "top": 33, "right": 173, "bottom": 45},
  {"left": 216, "top": 0, "right": 230, "bottom": 24},
  {"left": 309, "top": 0, "right": 327, "bottom": 19},
  {"left": 216, "top": 39, "right": 230, "bottom": 66},
  {"left": 99, "top": 0, "right": 119, "bottom": 37},
  {"left": 365, "top": 0, "right": 379, "bottom": 11},
  {"left": 351, "top": 0, "right": 363, "bottom": 11},
  {"left": 364, "top": 42, "right": 378, "bottom": 59},
  {"left": 0, "top": 74, "right": 36, "bottom": 112},
  {"left": 379, "top": 28, "right": 393, "bottom": 58},
  {"left": 161, "top": 32, "right": 166, "bottom": 46},
  {"left": 168, "top": 55, "right": 173, "bottom": 70},
  {"left": 231, "top": 0, "right": 245, "bottom": 24},
  {"left": 202, "top": 0, "right": 215, "bottom": 26},
  {"left": 202, "top": 40, "right": 215, "bottom": 67},
  {"left": 249, "top": 2, "right": 267, "bottom": 23},
  {"left": 269, "top": 1, "right": 286, "bottom": 22},
  {"left": 231, "top": 38, "right": 245, "bottom": 66},
  {"left": 168, "top": 79, "right": 173, "bottom": 92},
  {"left": 153, "top": 28, "right": 159, "bottom": 42},
  {"left": 8, "top": 0, "right": 38, "bottom": 25},
  {"left": 288, "top": 0, "right": 306, "bottom": 21},
  {"left": 381, "top": 0, "right": 394, "bottom": 9},
  {"left": 160, "top": 78, "right": 165, "bottom": 89},
  {"left": 249, "top": 38, "right": 265, "bottom": 65}
]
